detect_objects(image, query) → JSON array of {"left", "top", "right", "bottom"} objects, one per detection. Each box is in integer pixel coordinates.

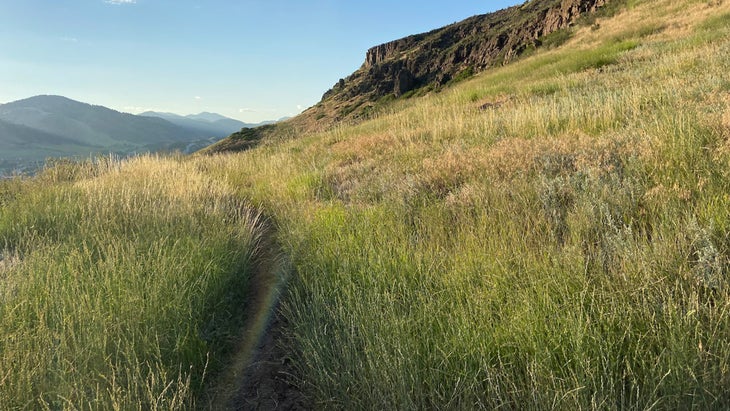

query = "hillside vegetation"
[
  {"left": 0, "top": 157, "right": 272, "bottom": 408},
  {"left": 313, "top": 0, "right": 610, "bottom": 128},
  {"left": 203, "top": 0, "right": 730, "bottom": 407},
  {"left": 2, "top": 0, "right": 730, "bottom": 408}
]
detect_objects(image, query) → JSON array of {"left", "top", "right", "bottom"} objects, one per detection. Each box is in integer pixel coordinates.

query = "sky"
[{"left": 0, "top": 0, "right": 522, "bottom": 123}]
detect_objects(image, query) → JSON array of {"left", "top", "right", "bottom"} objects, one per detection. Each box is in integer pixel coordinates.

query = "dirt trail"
[
  {"left": 229, "top": 310, "right": 308, "bottom": 410},
  {"left": 206, "top": 219, "right": 309, "bottom": 410}
]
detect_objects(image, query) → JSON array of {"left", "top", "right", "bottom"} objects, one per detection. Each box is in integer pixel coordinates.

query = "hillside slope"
[
  {"left": 0, "top": 95, "right": 234, "bottom": 174},
  {"left": 314, "top": 0, "right": 609, "bottom": 121},
  {"left": 0, "top": 118, "right": 83, "bottom": 150},
  {"left": 3, "top": 0, "right": 730, "bottom": 408},
  {"left": 197, "top": 0, "right": 730, "bottom": 407},
  {"left": 206, "top": 0, "right": 613, "bottom": 153}
]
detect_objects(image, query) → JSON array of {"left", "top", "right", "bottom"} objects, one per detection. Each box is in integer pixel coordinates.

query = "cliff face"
[
  {"left": 321, "top": 0, "right": 608, "bottom": 109},
  {"left": 208, "top": 0, "right": 615, "bottom": 152},
  {"left": 362, "top": 0, "right": 607, "bottom": 71}
]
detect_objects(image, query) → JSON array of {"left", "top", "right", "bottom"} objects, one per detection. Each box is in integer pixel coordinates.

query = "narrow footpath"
[{"left": 206, "top": 219, "right": 309, "bottom": 410}]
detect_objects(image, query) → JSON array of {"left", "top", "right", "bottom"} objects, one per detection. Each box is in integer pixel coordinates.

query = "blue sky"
[{"left": 0, "top": 0, "right": 521, "bottom": 123}]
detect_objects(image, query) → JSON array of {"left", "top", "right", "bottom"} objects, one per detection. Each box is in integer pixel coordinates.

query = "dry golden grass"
[
  {"left": 76, "top": 156, "right": 232, "bottom": 213},
  {"left": 572, "top": 0, "right": 730, "bottom": 46}
]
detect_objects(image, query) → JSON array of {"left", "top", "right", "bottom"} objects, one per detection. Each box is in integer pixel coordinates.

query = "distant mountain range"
[
  {"left": 138, "top": 111, "right": 254, "bottom": 138},
  {"left": 0, "top": 95, "right": 267, "bottom": 175}
]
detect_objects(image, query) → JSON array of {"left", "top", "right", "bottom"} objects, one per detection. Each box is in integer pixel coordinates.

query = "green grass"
[
  {"left": 3, "top": 0, "right": 730, "bottom": 408},
  {"left": 538, "top": 28, "right": 573, "bottom": 49},
  {"left": 0, "top": 156, "right": 267, "bottom": 409},
  {"left": 197, "top": 0, "right": 730, "bottom": 408},
  {"left": 698, "top": 11, "right": 730, "bottom": 32}
]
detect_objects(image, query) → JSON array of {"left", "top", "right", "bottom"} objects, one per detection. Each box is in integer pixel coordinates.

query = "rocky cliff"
[
  {"left": 316, "top": 0, "right": 608, "bottom": 121},
  {"left": 207, "top": 0, "right": 615, "bottom": 153}
]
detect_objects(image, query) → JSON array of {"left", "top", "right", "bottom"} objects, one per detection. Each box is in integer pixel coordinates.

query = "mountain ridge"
[
  {"left": 139, "top": 110, "right": 252, "bottom": 137},
  {"left": 206, "top": 0, "right": 615, "bottom": 153},
  {"left": 0, "top": 95, "right": 247, "bottom": 174},
  {"left": 185, "top": 112, "right": 232, "bottom": 123},
  {"left": 314, "top": 0, "right": 609, "bottom": 125},
  {"left": 0, "top": 95, "right": 199, "bottom": 146}
]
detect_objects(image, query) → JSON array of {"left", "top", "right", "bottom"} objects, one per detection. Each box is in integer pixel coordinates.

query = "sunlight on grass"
[
  {"left": 0, "top": 156, "right": 267, "bottom": 409},
  {"left": 195, "top": 0, "right": 730, "bottom": 407},
  {"left": 2, "top": 0, "right": 730, "bottom": 408}
]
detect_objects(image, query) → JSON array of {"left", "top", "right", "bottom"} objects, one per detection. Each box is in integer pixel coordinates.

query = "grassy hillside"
[
  {"left": 2, "top": 0, "right": 730, "bottom": 408},
  {"left": 200, "top": 0, "right": 730, "bottom": 408}
]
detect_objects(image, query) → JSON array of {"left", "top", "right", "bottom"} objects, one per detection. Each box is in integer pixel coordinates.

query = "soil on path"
[
  {"left": 229, "top": 311, "right": 308, "bottom": 410},
  {"left": 207, "top": 217, "right": 310, "bottom": 410}
]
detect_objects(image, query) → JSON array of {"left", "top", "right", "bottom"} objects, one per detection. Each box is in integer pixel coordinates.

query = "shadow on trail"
[{"left": 204, "top": 215, "right": 308, "bottom": 410}]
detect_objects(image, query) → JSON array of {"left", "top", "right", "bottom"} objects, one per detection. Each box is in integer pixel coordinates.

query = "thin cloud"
[
  {"left": 105, "top": 0, "right": 137, "bottom": 4},
  {"left": 240, "top": 107, "right": 278, "bottom": 114}
]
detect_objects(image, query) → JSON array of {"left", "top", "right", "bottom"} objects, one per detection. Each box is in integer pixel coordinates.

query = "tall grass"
[
  {"left": 197, "top": 0, "right": 730, "bottom": 408},
  {"left": 0, "top": 156, "right": 267, "bottom": 409},
  {"left": 2, "top": 0, "right": 730, "bottom": 408}
]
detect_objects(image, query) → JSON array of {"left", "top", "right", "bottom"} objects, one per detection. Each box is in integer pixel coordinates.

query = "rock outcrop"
[
  {"left": 321, "top": 0, "right": 608, "bottom": 110},
  {"left": 209, "top": 0, "right": 616, "bottom": 151}
]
